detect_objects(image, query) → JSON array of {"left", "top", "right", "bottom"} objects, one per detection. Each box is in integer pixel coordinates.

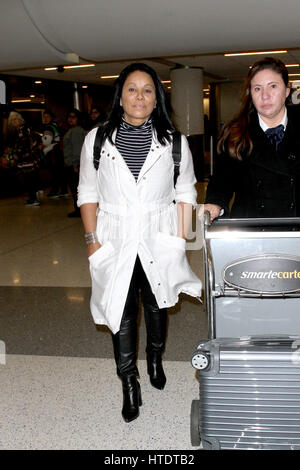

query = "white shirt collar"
[{"left": 258, "top": 108, "right": 288, "bottom": 132}]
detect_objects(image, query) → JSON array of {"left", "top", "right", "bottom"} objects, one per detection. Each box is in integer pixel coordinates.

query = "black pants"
[
  {"left": 112, "top": 257, "right": 167, "bottom": 378},
  {"left": 23, "top": 169, "right": 40, "bottom": 200}
]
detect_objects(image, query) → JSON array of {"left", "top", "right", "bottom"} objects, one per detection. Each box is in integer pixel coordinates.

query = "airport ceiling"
[{"left": 1, "top": 0, "right": 300, "bottom": 88}]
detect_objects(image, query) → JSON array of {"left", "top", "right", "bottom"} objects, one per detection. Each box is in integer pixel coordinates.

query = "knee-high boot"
[
  {"left": 112, "top": 322, "right": 142, "bottom": 422},
  {"left": 143, "top": 304, "right": 168, "bottom": 390},
  {"left": 112, "top": 318, "right": 139, "bottom": 379},
  {"left": 138, "top": 256, "right": 168, "bottom": 390},
  {"left": 111, "top": 259, "right": 142, "bottom": 422}
]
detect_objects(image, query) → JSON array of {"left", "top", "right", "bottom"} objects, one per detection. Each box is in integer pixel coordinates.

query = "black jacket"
[{"left": 205, "top": 105, "right": 300, "bottom": 217}]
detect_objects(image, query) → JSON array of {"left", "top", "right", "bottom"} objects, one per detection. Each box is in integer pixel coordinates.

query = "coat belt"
[{"left": 99, "top": 197, "right": 174, "bottom": 216}]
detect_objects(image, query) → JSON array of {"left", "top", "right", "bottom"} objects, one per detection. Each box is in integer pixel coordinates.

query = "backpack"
[{"left": 93, "top": 127, "right": 181, "bottom": 186}]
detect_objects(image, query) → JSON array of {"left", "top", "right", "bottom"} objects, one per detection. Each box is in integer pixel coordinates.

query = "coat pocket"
[
  {"left": 156, "top": 231, "right": 186, "bottom": 251},
  {"left": 147, "top": 231, "right": 201, "bottom": 304},
  {"left": 89, "top": 241, "right": 116, "bottom": 311},
  {"left": 88, "top": 241, "right": 115, "bottom": 267}
]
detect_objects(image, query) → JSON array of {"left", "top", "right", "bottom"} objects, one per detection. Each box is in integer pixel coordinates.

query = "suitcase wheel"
[
  {"left": 190, "top": 399, "right": 201, "bottom": 447},
  {"left": 191, "top": 350, "right": 210, "bottom": 370}
]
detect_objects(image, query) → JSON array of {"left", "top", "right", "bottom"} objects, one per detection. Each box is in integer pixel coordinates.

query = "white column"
[
  {"left": 0, "top": 80, "right": 6, "bottom": 104},
  {"left": 170, "top": 67, "right": 204, "bottom": 181},
  {"left": 170, "top": 67, "right": 204, "bottom": 136},
  {"left": 73, "top": 82, "right": 80, "bottom": 110}
]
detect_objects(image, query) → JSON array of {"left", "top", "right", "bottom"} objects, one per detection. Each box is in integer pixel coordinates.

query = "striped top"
[{"left": 116, "top": 117, "right": 153, "bottom": 180}]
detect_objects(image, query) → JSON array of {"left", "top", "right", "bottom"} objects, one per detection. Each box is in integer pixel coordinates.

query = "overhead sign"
[{"left": 223, "top": 255, "right": 300, "bottom": 294}]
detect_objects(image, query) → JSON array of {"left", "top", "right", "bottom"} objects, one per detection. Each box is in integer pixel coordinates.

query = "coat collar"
[
  {"left": 137, "top": 130, "right": 168, "bottom": 183},
  {"left": 257, "top": 108, "right": 288, "bottom": 132},
  {"left": 105, "top": 128, "right": 170, "bottom": 183},
  {"left": 249, "top": 106, "right": 300, "bottom": 148}
]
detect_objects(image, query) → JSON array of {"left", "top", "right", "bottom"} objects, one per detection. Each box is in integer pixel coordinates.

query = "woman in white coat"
[{"left": 78, "top": 63, "right": 202, "bottom": 423}]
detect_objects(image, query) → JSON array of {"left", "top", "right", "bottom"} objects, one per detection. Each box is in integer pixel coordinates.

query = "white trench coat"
[{"left": 77, "top": 127, "right": 202, "bottom": 334}]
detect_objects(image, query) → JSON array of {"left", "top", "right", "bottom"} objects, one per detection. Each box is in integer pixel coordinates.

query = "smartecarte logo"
[
  {"left": 240, "top": 270, "right": 300, "bottom": 280},
  {"left": 223, "top": 255, "right": 300, "bottom": 294}
]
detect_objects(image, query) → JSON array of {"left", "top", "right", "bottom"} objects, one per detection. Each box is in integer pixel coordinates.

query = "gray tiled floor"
[{"left": 0, "top": 355, "right": 200, "bottom": 450}]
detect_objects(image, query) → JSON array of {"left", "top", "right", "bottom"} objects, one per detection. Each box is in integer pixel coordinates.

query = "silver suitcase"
[
  {"left": 191, "top": 216, "right": 300, "bottom": 450},
  {"left": 191, "top": 335, "right": 300, "bottom": 450}
]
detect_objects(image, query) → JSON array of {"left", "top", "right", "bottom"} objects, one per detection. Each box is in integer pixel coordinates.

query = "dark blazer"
[{"left": 205, "top": 105, "right": 300, "bottom": 217}]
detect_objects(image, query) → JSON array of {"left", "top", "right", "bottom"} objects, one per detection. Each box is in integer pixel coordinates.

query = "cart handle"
[
  {"left": 204, "top": 210, "right": 212, "bottom": 227},
  {"left": 212, "top": 217, "right": 300, "bottom": 228}
]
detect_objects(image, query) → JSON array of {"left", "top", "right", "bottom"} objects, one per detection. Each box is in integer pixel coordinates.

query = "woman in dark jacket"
[{"left": 204, "top": 57, "right": 300, "bottom": 220}]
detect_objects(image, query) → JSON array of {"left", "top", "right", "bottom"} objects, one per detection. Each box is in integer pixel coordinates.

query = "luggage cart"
[{"left": 190, "top": 215, "right": 300, "bottom": 450}]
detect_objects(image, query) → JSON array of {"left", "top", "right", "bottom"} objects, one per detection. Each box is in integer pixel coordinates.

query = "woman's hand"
[
  {"left": 87, "top": 241, "right": 101, "bottom": 258},
  {"left": 198, "top": 203, "right": 222, "bottom": 222}
]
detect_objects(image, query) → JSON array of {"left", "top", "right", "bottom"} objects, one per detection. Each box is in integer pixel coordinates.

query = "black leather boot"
[
  {"left": 147, "top": 351, "right": 166, "bottom": 390},
  {"left": 111, "top": 265, "right": 141, "bottom": 421},
  {"left": 112, "top": 320, "right": 139, "bottom": 379},
  {"left": 142, "top": 285, "right": 168, "bottom": 390},
  {"left": 121, "top": 375, "right": 142, "bottom": 423}
]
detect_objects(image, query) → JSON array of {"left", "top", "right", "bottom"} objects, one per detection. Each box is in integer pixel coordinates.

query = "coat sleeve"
[
  {"left": 205, "top": 150, "right": 238, "bottom": 214},
  {"left": 77, "top": 128, "right": 99, "bottom": 207},
  {"left": 174, "top": 135, "right": 197, "bottom": 207}
]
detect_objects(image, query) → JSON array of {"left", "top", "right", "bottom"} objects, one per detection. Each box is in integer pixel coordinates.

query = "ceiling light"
[
  {"left": 68, "top": 296, "right": 84, "bottom": 302},
  {"left": 225, "top": 50, "right": 287, "bottom": 57},
  {"left": 65, "top": 64, "right": 95, "bottom": 69},
  {"left": 35, "top": 80, "right": 42, "bottom": 84},
  {"left": 82, "top": 85, "right": 88, "bottom": 88},
  {"left": 44, "top": 64, "right": 95, "bottom": 71},
  {"left": 289, "top": 73, "right": 300, "bottom": 76},
  {"left": 162, "top": 80, "right": 171, "bottom": 84},
  {"left": 286, "top": 64, "right": 300, "bottom": 67},
  {"left": 100, "top": 75, "right": 119, "bottom": 79},
  {"left": 11, "top": 99, "right": 31, "bottom": 103}
]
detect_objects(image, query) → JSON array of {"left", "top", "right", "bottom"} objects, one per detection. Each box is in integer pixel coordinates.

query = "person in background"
[
  {"left": 88, "top": 105, "right": 106, "bottom": 130},
  {"left": 42, "top": 110, "right": 68, "bottom": 198},
  {"left": 7, "top": 111, "right": 42, "bottom": 206},
  {"left": 203, "top": 57, "right": 300, "bottom": 220},
  {"left": 77, "top": 63, "right": 202, "bottom": 423},
  {"left": 63, "top": 109, "right": 86, "bottom": 217}
]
